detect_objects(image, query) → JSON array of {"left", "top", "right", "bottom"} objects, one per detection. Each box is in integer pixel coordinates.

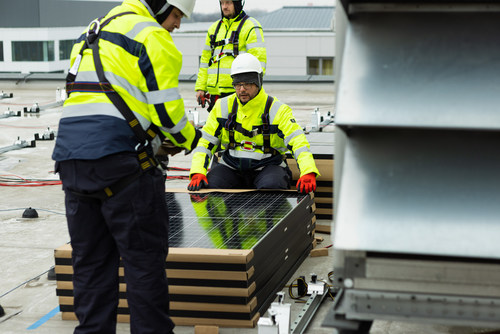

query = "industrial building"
[{"left": 0, "top": 0, "right": 335, "bottom": 81}]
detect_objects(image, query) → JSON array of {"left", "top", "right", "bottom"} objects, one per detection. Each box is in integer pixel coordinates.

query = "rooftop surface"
[
  {"left": 0, "top": 80, "right": 336, "bottom": 334},
  {"left": 0, "top": 80, "right": 494, "bottom": 334}
]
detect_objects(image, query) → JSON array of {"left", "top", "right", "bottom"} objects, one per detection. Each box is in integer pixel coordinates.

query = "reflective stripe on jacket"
[
  {"left": 52, "top": 0, "right": 197, "bottom": 161},
  {"left": 194, "top": 12, "right": 267, "bottom": 96},
  {"left": 189, "top": 88, "right": 320, "bottom": 177}
]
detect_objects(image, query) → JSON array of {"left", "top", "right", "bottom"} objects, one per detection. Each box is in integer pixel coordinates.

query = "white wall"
[
  {"left": 173, "top": 31, "right": 335, "bottom": 78},
  {"left": 0, "top": 27, "right": 335, "bottom": 77},
  {"left": 0, "top": 27, "right": 83, "bottom": 73}
]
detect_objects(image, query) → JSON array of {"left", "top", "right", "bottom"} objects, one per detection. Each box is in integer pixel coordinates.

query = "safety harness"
[
  {"left": 224, "top": 96, "right": 280, "bottom": 156},
  {"left": 65, "top": 12, "right": 163, "bottom": 200},
  {"left": 208, "top": 14, "right": 249, "bottom": 67}
]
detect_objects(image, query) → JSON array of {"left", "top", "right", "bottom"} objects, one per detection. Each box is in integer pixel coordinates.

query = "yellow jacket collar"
[
  {"left": 237, "top": 88, "right": 268, "bottom": 117},
  {"left": 222, "top": 11, "right": 245, "bottom": 26},
  {"left": 120, "top": 0, "right": 154, "bottom": 20}
]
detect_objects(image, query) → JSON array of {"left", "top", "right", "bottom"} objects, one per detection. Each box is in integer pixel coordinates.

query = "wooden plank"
[
  {"left": 310, "top": 248, "right": 329, "bottom": 257},
  {"left": 55, "top": 265, "right": 255, "bottom": 281},
  {"left": 315, "top": 224, "right": 331, "bottom": 234},
  {"left": 287, "top": 158, "right": 334, "bottom": 181},
  {"left": 61, "top": 312, "right": 261, "bottom": 328},
  {"left": 195, "top": 325, "right": 219, "bottom": 334},
  {"left": 56, "top": 243, "right": 254, "bottom": 264},
  {"left": 57, "top": 281, "right": 256, "bottom": 297},
  {"left": 59, "top": 296, "right": 258, "bottom": 313}
]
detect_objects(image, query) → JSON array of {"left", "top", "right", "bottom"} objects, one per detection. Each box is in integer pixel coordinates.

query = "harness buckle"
[
  {"left": 240, "top": 140, "right": 256, "bottom": 152},
  {"left": 135, "top": 140, "right": 149, "bottom": 152},
  {"left": 214, "top": 52, "right": 225, "bottom": 63},
  {"left": 86, "top": 18, "right": 101, "bottom": 44}
]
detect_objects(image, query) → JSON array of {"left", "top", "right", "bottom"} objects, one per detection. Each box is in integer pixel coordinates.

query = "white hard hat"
[
  {"left": 169, "top": 0, "right": 196, "bottom": 19},
  {"left": 231, "top": 53, "right": 263, "bottom": 90},
  {"left": 141, "top": 0, "right": 195, "bottom": 20},
  {"left": 231, "top": 53, "right": 263, "bottom": 76}
]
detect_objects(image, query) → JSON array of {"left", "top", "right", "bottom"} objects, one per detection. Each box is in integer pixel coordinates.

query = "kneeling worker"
[{"left": 188, "top": 53, "right": 319, "bottom": 194}]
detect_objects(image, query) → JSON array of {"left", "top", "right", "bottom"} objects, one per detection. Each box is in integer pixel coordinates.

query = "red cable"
[{"left": 0, "top": 174, "right": 61, "bottom": 187}]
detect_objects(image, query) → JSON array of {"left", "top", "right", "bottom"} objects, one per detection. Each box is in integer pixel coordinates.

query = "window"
[
  {"left": 59, "top": 40, "right": 75, "bottom": 60},
  {"left": 307, "top": 57, "right": 334, "bottom": 76},
  {"left": 12, "top": 41, "right": 55, "bottom": 61},
  {"left": 0, "top": 41, "right": 3, "bottom": 61}
]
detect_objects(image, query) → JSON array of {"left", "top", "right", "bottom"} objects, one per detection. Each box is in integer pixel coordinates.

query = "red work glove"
[
  {"left": 187, "top": 173, "right": 208, "bottom": 191},
  {"left": 296, "top": 173, "right": 316, "bottom": 194}
]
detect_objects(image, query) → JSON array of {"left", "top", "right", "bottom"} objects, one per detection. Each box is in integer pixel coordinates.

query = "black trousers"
[
  {"left": 207, "top": 163, "right": 291, "bottom": 189},
  {"left": 57, "top": 153, "right": 174, "bottom": 334}
]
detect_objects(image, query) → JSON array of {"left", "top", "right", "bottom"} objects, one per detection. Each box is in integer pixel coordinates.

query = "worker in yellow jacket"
[
  {"left": 188, "top": 53, "right": 319, "bottom": 194},
  {"left": 52, "top": 1, "right": 198, "bottom": 333},
  {"left": 195, "top": 0, "right": 267, "bottom": 112}
]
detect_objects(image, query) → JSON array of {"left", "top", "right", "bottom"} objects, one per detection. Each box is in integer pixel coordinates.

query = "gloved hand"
[
  {"left": 188, "top": 173, "right": 208, "bottom": 191},
  {"left": 296, "top": 173, "right": 316, "bottom": 194},
  {"left": 156, "top": 139, "right": 183, "bottom": 157},
  {"left": 196, "top": 90, "right": 209, "bottom": 108}
]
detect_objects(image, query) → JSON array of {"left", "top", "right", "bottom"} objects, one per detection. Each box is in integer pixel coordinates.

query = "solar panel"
[
  {"left": 167, "top": 191, "right": 306, "bottom": 249},
  {"left": 55, "top": 190, "right": 316, "bottom": 327}
]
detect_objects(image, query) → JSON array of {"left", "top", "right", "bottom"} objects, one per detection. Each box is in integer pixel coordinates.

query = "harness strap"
[
  {"left": 90, "top": 13, "right": 160, "bottom": 172},
  {"left": 261, "top": 96, "right": 274, "bottom": 154},
  {"left": 208, "top": 19, "right": 224, "bottom": 67},
  {"left": 233, "top": 15, "right": 249, "bottom": 57},
  {"left": 66, "top": 11, "right": 160, "bottom": 178},
  {"left": 225, "top": 96, "right": 280, "bottom": 156},
  {"left": 71, "top": 168, "right": 143, "bottom": 201},
  {"left": 208, "top": 14, "right": 249, "bottom": 67},
  {"left": 64, "top": 11, "right": 165, "bottom": 201},
  {"left": 226, "top": 101, "right": 238, "bottom": 148}
]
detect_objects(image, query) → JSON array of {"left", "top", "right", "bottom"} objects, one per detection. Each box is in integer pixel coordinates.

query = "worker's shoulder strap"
[
  {"left": 260, "top": 96, "right": 275, "bottom": 154},
  {"left": 210, "top": 19, "right": 224, "bottom": 49},
  {"left": 210, "top": 14, "right": 249, "bottom": 55},
  {"left": 68, "top": 11, "right": 160, "bottom": 172},
  {"left": 66, "top": 11, "right": 135, "bottom": 84},
  {"left": 231, "top": 14, "right": 249, "bottom": 57}
]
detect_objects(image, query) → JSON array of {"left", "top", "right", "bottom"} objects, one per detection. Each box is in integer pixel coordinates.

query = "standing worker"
[
  {"left": 188, "top": 53, "right": 319, "bottom": 193},
  {"left": 52, "top": 0, "right": 199, "bottom": 333},
  {"left": 195, "top": 0, "right": 267, "bottom": 112}
]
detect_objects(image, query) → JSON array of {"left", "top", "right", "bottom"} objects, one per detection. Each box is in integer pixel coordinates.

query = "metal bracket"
[{"left": 290, "top": 274, "right": 329, "bottom": 334}]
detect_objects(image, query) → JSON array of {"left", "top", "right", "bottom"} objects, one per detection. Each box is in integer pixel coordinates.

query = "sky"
[
  {"left": 192, "top": 0, "right": 336, "bottom": 14},
  {"left": 102, "top": 0, "right": 336, "bottom": 14}
]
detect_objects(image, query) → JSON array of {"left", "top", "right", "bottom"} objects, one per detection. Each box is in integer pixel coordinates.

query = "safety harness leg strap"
[{"left": 70, "top": 168, "right": 143, "bottom": 201}]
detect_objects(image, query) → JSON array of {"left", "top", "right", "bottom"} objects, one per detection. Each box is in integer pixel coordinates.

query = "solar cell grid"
[{"left": 166, "top": 192, "right": 304, "bottom": 249}]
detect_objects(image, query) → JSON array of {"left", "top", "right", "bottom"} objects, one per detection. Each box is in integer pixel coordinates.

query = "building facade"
[{"left": 0, "top": 1, "right": 334, "bottom": 81}]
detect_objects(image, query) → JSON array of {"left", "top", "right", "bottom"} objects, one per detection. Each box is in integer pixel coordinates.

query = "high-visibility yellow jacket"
[
  {"left": 194, "top": 11, "right": 267, "bottom": 96},
  {"left": 189, "top": 88, "right": 320, "bottom": 178},
  {"left": 52, "top": 0, "right": 198, "bottom": 162}
]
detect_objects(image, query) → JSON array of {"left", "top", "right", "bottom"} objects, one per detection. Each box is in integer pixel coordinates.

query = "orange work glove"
[
  {"left": 187, "top": 173, "right": 208, "bottom": 191},
  {"left": 296, "top": 173, "right": 316, "bottom": 194}
]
